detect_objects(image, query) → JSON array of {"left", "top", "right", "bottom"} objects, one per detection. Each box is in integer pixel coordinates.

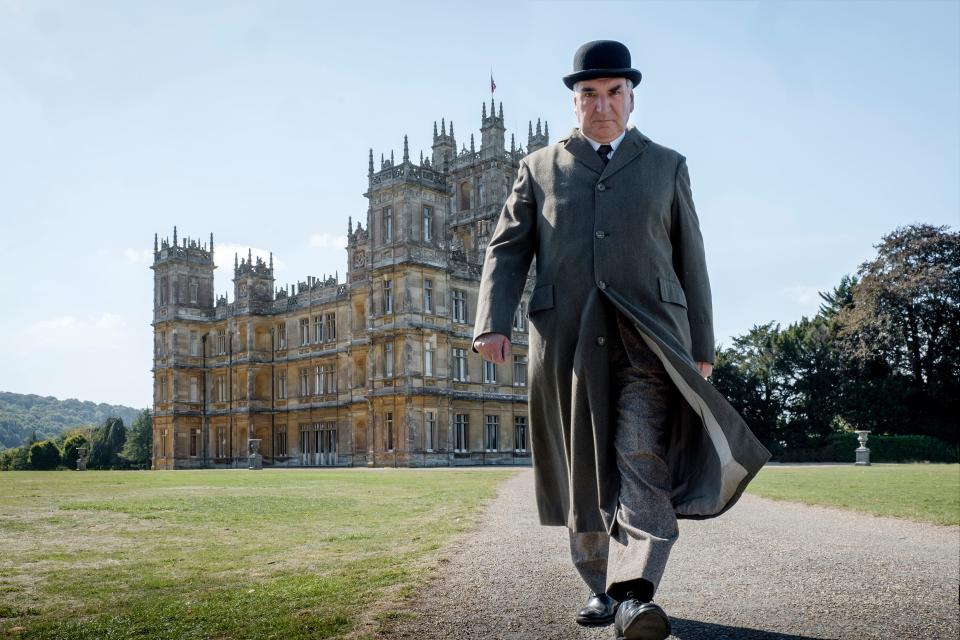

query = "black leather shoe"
[
  {"left": 574, "top": 592, "right": 618, "bottom": 627},
  {"left": 613, "top": 597, "right": 670, "bottom": 640}
]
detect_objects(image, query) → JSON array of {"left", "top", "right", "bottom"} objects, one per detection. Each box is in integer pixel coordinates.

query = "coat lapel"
[
  {"left": 562, "top": 127, "right": 650, "bottom": 177},
  {"left": 602, "top": 127, "right": 649, "bottom": 179}
]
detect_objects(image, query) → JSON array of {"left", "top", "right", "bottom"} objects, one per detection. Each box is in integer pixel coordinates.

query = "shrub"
[
  {"left": 777, "top": 433, "right": 958, "bottom": 463},
  {"left": 28, "top": 440, "right": 62, "bottom": 470}
]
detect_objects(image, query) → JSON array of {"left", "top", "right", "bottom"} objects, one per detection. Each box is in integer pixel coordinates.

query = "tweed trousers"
[{"left": 569, "top": 308, "right": 680, "bottom": 599}]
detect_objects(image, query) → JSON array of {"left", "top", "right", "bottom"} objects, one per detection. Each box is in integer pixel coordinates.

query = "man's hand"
[
  {"left": 474, "top": 333, "right": 511, "bottom": 364},
  {"left": 696, "top": 361, "right": 713, "bottom": 378}
]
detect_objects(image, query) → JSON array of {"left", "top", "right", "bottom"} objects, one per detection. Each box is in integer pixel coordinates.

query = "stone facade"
[{"left": 151, "top": 100, "right": 549, "bottom": 469}]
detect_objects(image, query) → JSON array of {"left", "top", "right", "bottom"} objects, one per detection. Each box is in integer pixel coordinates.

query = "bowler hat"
[{"left": 563, "top": 40, "right": 642, "bottom": 90}]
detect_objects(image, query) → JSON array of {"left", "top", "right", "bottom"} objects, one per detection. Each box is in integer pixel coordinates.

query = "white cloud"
[
  {"left": 22, "top": 313, "right": 128, "bottom": 350},
  {"left": 780, "top": 285, "right": 822, "bottom": 306},
  {"left": 123, "top": 248, "right": 153, "bottom": 264},
  {"left": 309, "top": 233, "right": 347, "bottom": 250}
]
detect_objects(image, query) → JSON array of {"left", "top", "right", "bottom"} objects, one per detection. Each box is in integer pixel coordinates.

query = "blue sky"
[{"left": 0, "top": 0, "right": 957, "bottom": 409}]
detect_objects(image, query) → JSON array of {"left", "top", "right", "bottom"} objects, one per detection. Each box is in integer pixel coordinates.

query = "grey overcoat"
[{"left": 473, "top": 127, "right": 771, "bottom": 533}]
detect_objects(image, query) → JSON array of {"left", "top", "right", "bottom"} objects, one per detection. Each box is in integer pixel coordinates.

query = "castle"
[{"left": 150, "top": 99, "right": 550, "bottom": 469}]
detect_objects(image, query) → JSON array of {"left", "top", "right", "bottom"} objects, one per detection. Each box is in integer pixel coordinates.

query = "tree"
[
  {"left": 0, "top": 446, "right": 29, "bottom": 471},
  {"left": 62, "top": 433, "right": 90, "bottom": 470},
  {"left": 28, "top": 440, "right": 61, "bottom": 470},
  {"left": 88, "top": 417, "right": 127, "bottom": 469},
  {"left": 837, "top": 224, "right": 960, "bottom": 442},
  {"left": 120, "top": 410, "right": 152, "bottom": 469},
  {"left": 711, "top": 322, "right": 785, "bottom": 452}
]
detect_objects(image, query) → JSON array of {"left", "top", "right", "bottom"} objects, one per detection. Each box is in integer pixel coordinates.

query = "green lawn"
[
  {"left": 0, "top": 468, "right": 517, "bottom": 639},
  {"left": 746, "top": 464, "right": 960, "bottom": 526}
]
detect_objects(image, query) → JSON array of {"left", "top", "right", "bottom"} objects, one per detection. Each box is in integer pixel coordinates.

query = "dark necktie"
[{"left": 597, "top": 144, "right": 612, "bottom": 167}]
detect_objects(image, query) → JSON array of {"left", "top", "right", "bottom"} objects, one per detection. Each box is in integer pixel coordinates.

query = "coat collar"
[{"left": 562, "top": 126, "right": 650, "bottom": 178}]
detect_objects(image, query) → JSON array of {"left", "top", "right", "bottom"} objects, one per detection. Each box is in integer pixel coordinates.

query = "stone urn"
[
  {"left": 855, "top": 430, "right": 871, "bottom": 466},
  {"left": 248, "top": 438, "right": 263, "bottom": 470},
  {"left": 76, "top": 447, "right": 87, "bottom": 471}
]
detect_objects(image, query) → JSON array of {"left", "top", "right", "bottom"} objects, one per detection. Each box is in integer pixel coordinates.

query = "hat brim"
[{"left": 563, "top": 68, "right": 642, "bottom": 90}]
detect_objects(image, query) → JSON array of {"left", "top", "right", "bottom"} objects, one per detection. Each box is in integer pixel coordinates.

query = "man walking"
[{"left": 472, "top": 40, "right": 770, "bottom": 640}]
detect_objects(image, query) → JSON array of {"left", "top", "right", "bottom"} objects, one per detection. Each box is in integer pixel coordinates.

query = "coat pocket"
[
  {"left": 658, "top": 276, "right": 688, "bottom": 308},
  {"left": 528, "top": 283, "right": 555, "bottom": 313}
]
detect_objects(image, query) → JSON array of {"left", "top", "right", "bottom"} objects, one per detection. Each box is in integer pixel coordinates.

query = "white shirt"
[{"left": 581, "top": 129, "right": 627, "bottom": 161}]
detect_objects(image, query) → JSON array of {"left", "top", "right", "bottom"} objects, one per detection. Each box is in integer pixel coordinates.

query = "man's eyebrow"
[{"left": 607, "top": 82, "right": 625, "bottom": 92}]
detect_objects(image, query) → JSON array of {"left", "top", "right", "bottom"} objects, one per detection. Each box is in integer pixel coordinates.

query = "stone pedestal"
[
  {"left": 855, "top": 430, "right": 871, "bottom": 466},
  {"left": 76, "top": 447, "right": 87, "bottom": 471},
  {"left": 367, "top": 448, "right": 375, "bottom": 468}
]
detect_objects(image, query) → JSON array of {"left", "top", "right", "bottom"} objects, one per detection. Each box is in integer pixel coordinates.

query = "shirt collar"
[{"left": 581, "top": 129, "right": 627, "bottom": 157}]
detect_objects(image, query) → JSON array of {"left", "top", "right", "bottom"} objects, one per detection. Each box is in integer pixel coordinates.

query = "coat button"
[
  {"left": 596, "top": 336, "right": 606, "bottom": 346},
  {"left": 595, "top": 230, "right": 606, "bottom": 239},
  {"left": 597, "top": 183, "right": 606, "bottom": 191},
  {"left": 598, "top": 280, "right": 607, "bottom": 290}
]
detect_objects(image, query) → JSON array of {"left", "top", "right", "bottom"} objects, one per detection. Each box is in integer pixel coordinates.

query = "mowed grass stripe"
[
  {"left": 746, "top": 464, "right": 960, "bottom": 526},
  {"left": 0, "top": 468, "right": 518, "bottom": 639}
]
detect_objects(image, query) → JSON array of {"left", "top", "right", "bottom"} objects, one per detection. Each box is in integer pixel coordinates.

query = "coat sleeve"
[
  {"left": 671, "top": 158, "right": 716, "bottom": 364},
  {"left": 472, "top": 159, "right": 537, "bottom": 350}
]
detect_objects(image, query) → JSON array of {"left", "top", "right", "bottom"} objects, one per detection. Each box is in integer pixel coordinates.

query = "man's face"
[{"left": 573, "top": 77, "right": 634, "bottom": 143}]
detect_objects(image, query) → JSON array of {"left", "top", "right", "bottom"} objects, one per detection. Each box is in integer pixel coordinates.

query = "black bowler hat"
[{"left": 562, "top": 40, "right": 642, "bottom": 90}]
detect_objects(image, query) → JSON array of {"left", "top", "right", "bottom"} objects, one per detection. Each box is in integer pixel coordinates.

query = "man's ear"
[{"left": 629, "top": 90, "right": 635, "bottom": 113}]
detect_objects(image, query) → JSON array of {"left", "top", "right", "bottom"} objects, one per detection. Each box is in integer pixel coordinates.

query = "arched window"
[{"left": 459, "top": 181, "right": 472, "bottom": 211}]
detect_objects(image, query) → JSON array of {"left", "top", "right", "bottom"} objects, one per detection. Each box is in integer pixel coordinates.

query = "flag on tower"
[{"left": 490, "top": 72, "right": 496, "bottom": 94}]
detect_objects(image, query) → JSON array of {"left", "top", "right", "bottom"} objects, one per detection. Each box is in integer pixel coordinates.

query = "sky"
[{"left": 0, "top": 0, "right": 957, "bottom": 409}]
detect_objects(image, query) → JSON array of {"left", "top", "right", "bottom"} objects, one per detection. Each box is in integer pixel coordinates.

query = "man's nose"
[{"left": 595, "top": 95, "right": 609, "bottom": 112}]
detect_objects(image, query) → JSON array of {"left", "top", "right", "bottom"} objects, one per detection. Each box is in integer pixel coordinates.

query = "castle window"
[
  {"left": 216, "top": 375, "right": 226, "bottom": 402},
  {"left": 384, "top": 340, "right": 394, "bottom": 378},
  {"left": 159, "top": 376, "right": 168, "bottom": 403},
  {"left": 423, "top": 279, "right": 434, "bottom": 313},
  {"left": 422, "top": 206, "right": 432, "bottom": 241},
  {"left": 485, "top": 415, "right": 499, "bottom": 452},
  {"left": 515, "top": 416, "right": 528, "bottom": 452},
  {"left": 324, "top": 313, "right": 337, "bottom": 341},
  {"left": 425, "top": 411, "right": 436, "bottom": 451},
  {"left": 299, "top": 318, "right": 310, "bottom": 346},
  {"left": 313, "top": 315, "right": 323, "bottom": 344},
  {"left": 189, "top": 428, "right": 199, "bottom": 457},
  {"left": 513, "top": 355, "right": 528, "bottom": 387},
  {"left": 161, "top": 428, "right": 168, "bottom": 458},
  {"left": 275, "top": 323, "right": 287, "bottom": 349},
  {"left": 424, "top": 342, "right": 434, "bottom": 377},
  {"left": 299, "top": 368, "right": 310, "bottom": 397},
  {"left": 158, "top": 331, "right": 167, "bottom": 356},
  {"left": 277, "top": 425, "right": 287, "bottom": 457},
  {"left": 452, "top": 348, "right": 467, "bottom": 381},
  {"left": 159, "top": 277, "right": 168, "bottom": 306},
  {"left": 321, "top": 363, "right": 336, "bottom": 393},
  {"left": 277, "top": 372, "right": 286, "bottom": 399},
  {"left": 454, "top": 414, "right": 469, "bottom": 452},
  {"left": 459, "top": 181, "right": 472, "bottom": 211},
  {"left": 383, "top": 279, "right": 393, "bottom": 314},
  {"left": 383, "top": 206, "right": 393, "bottom": 242},
  {"left": 513, "top": 303, "right": 527, "bottom": 331},
  {"left": 216, "top": 329, "right": 226, "bottom": 355},
  {"left": 452, "top": 289, "right": 467, "bottom": 323},
  {"left": 386, "top": 412, "right": 394, "bottom": 451},
  {"left": 217, "top": 427, "right": 226, "bottom": 458},
  {"left": 189, "top": 331, "right": 199, "bottom": 356},
  {"left": 189, "top": 376, "right": 198, "bottom": 403},
  {"left": 189, "top": 279, "right": 198, "bottom": 304},
  {"left": 483, "top": 360, "right": 497, "bottom": 384}
]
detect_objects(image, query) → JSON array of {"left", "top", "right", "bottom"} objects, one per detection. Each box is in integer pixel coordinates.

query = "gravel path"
[{"left": 385, "top": 469, "right": 959, "bottom": 640}]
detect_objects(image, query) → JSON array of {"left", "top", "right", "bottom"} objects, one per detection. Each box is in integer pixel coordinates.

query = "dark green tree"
[
  {"left": 711, "top": 322, "right": 785, "bottom": 452},
  {"left": 28, "top": 440, "right": 61, "bottom": 470},
  {"left": 0, "top": 446, "right": 29, "bottom": 471},
  {"left": 836, "top": 224, "right": 960, "bottom": 442},
  {"left": 120, "top": 410, "right": 152, "bottom": 469},
  {"left": 88, "top": 417, "right": 127, "bottom": 469}
]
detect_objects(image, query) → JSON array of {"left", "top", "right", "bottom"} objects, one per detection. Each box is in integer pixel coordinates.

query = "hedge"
[{"left": 776, "top": 433, "right": 958, "bottom": 463}]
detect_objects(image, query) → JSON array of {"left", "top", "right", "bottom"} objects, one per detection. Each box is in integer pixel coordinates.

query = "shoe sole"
[
  {"left": 575, "top": 613, "right": 615, "bottom": 627},
  {"left": 616, "top": 605, "right": 671, "bottom": 640}
]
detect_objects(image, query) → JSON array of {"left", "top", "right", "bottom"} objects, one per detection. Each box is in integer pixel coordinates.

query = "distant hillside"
[{"left": 0, "top": 391, "right": 143, "bottom": 450}]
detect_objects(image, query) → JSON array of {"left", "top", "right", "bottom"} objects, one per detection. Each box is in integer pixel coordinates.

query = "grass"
[
  {"left": 746, "top": 464, "right": 960, "bottom": 526},
  {"left": 0, "top": 468, "right": 518, "bottom": 639}
]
